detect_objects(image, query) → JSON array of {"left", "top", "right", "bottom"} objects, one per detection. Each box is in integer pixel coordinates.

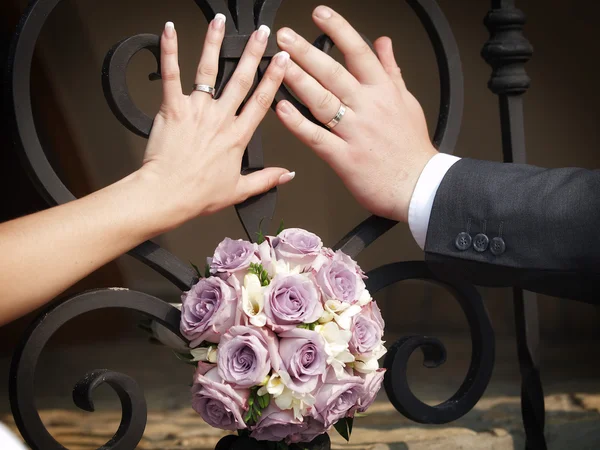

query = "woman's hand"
[
  {"left": 275, "top": 6, "right": 437, "bottom": 223},
  {"left": 141, "top": 17, "right": 293, "bottom": 227},
  {"left": 0, "top": 17, "right": 292, "bottom": 323}
]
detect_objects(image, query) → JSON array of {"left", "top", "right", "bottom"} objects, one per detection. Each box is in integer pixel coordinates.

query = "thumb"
[
  {"left": 374, "top": 36, "right": 406, "bottom": 89},
  {"left": 236, "top": 168, "right": 295, "bottom": 202}
]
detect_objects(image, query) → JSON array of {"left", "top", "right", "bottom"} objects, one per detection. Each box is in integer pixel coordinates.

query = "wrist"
[
  {"left": 395, "top": 146, "right": 438, "bottom": 223},
  {"left": 119, "top": 168, "right": 197, "bottom": 235}
]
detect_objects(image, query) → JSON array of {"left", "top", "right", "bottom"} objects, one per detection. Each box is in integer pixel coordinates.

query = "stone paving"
[
  {"left": 2, "top": 392, "right": 600, "bottom": 449},
  {"left": 1, "top": 336, "right": 600, "bottom": 449}
]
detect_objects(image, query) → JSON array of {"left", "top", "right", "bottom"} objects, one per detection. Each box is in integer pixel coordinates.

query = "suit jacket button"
[
  {"left": 473, "top": 233, "right": 490, "bottom": 252},
  {"left": 455, "top": 232, "right": 472, "bottom": 251},
  {"left": 490, "top": 237, "right": 506, "bottom": 255}
]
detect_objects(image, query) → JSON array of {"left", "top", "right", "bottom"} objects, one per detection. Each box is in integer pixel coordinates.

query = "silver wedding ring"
[
  {"left": 325, "top": 103, "right": 347, "bottom": 129},
  {"left": 193, "top": 84, "right": 216, "bottom": 97}
]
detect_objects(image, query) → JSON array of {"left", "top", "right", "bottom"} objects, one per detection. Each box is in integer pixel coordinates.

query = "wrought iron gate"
[{"left": 4, "top": 0, "right": 544, "bottom": 448}]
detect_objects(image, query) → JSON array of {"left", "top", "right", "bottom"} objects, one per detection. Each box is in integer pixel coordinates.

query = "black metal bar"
[
  {"left": 4, "top": 0, "right": 495, "bottom": 449},
  {"left": 482, "top": 2, "right": 545, "bottom": 449}
]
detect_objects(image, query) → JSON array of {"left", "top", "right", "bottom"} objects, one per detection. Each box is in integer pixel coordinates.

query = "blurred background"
[{"left": 1, "top": 0, "right": 600, "bottom": 445}]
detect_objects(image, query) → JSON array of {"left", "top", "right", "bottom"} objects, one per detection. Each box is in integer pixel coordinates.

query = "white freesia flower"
[
  {"left": 190, "top": 345, "right": 218, "bottom": 363},
  {"left": 358, "top": 289, "right": 373, "bottom": 306},
  {"left": 272, "top": 259, "right": 302, "bottom": 277},
  {"left": 257, "top": 373, "right": 285, "bottom": 397},
  {"left": 241, "top": 274, "right": 267, "bottom": 327},
  {"left": 275, "top": 371, "right": 316, "bottom": 420},
  {"left": 315, "top": 322, "right": 355, "bottom": 378},
  {"left": 354, "top": 342, "right": 387, "bottom": 374},
  {"left": 318, "top": 309, "right": 334, "bottom": 324},
  {"left": 324, "top": 300, "right": 362, "bottom": 330}
]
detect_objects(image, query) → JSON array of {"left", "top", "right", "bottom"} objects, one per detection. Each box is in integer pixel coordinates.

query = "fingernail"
[
  {"left": 275, "top": 51, "right": 290, "bottom": 67},
  {"left": 314, "top": 6, "right": 333, "bottom": 19},
  {"left": 278, "top": 28, "right": 296, "bottom": 46},
  {"left": 257, "top": 25, "right": 271, "bottom": 43},
  {"left": 213, "top": 13, "right": 226, "bottom": 30},
  {"left": 165, "top": 22, "right": 175, "bottom": 38},
  {"left": 279, "top": 172, "right": 296, "bottom": 184},
  {"left": 277, "top": 101, "right": 293, "bottom": 115}
]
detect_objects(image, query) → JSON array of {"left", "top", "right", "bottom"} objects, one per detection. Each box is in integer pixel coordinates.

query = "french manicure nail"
[
  {"left": 257, "top": 25, "right": 271, "bottom": 43},
  {"left": 165, "top": 21, "right": 175, "bottom": 38},
  {"left": 314, "top": 6, "right": 333, "bottom": 19},
  {"left": 275, "top": 51, "right": 290, "bottom": 67},
  {"left": 213, "top": 13, "right": 226, "bottom": 30},
  {"left": 279, "top": 172, "right": 296, "bottom": 184},
  {"left": 278, "top": 28, "right": 296, "bottom": 45}
]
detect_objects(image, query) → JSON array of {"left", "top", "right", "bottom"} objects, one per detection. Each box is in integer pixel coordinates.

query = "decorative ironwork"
[
  {"left": 482, "top": 2, "right": 543, "bottom": 449},
  {"left": 5, "top": 0, "right": 499, "bottom": 449}
]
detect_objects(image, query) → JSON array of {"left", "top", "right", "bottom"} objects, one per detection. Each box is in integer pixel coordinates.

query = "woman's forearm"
[
  {"left": 0, "top": 170, "right": 180, "bottom": 324},
  {"left": 0, "top": 18, "right": 292, "bottom": 325}
]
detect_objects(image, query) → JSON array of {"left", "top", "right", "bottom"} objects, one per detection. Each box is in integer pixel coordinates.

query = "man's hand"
[{"left": 275, "top": 5, "right": 437, "bottom": 223}]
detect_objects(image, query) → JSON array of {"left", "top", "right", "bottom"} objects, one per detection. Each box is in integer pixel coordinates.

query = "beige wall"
[{"left": 32, "top": 0, "right": 600, "bottom": 337}]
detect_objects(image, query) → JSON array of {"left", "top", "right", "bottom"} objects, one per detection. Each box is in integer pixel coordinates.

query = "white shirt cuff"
[{"left": 408, "top": 153, "right": 461, "bottom": 250}]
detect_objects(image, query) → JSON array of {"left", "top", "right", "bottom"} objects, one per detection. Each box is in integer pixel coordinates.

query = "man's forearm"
[{"left": 418, "top": 158, "right": 600, "bottom": 300}]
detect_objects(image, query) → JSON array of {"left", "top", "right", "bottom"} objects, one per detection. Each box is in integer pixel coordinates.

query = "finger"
[
  {"left": 276, "top": 27, "right": 360, "bottom": 105},
  {"left": 236, "top": 168, "right": 295, "bottom": 202},
  {"left": 276, "top": 100, "right": 347, "bottom": 166},
  {"left": 194, "top": 13, "right": 226, "bottom": 91},
  {"left": 311, "top": 6, "right": 388, "bottom": 84},
  {"left": 160, "top": 22, "right": 183, "bottom": 107},
  {"left": 282, "top": 60, "right": 355, "bottom": 134},
  {"left": 374, "top": 36, "right": 406, "bottom": 89},
  {"left": 220, "top": 25, "right": 271, "bottom": 110},
  {"left": 236, "top": 51, "right": 289, "bottom": 136}
]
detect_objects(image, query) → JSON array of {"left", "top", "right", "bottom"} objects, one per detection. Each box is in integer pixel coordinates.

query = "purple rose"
[
  {"left": 209, "top": 238, "right": 258, "bottom": 276},
  {"left": 192, "top": 367, "right": 249, "bottom": 431},
  {"left": 250, "top": 405, "right": 327, "bottom": 444},
  {"left": 316, "top": 251, "right": 367, "bottom": 304},
  {"left": 278, "top": 328, "right": 327, "bottom": 393},
  {"left": 357, "top": 369, "right": 385, "bottom": 413},
  {"left": 180, "top": 277, "right": 237, "bottom": 347},
  {"left": 263, "top": 274, "right": 324, "bottom": 332},
  {"left": 218, "top": 326, "right": 280, "bottom": 388},
  {"left": 349, "top": 307, "right": 384, "bottom": 357},
  {"left": 312, "top": 371, "right": 364, "bottom": 428},
  {"left": 287, "top": 416, "right": 328, "bottom": 444},
  {"left": 273, "top": 228, "right": 323, "bottom": 267}
]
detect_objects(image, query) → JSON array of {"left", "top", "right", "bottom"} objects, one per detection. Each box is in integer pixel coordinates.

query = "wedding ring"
[
  {"left": 193, "top": 84, "right": 216, "bottom": 97},
  {"left": 325, "top": 103, "right": 347, "bottom": 129}
]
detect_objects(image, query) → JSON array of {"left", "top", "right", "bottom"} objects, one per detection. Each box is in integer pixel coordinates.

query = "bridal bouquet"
[{"left": 178, "top": 227, "right": 386, "bottom": 446}]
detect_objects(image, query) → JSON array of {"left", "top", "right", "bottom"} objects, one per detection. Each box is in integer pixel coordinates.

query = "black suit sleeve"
[{"left": 424, "top": 158, "right": 600, "bottom": 302}]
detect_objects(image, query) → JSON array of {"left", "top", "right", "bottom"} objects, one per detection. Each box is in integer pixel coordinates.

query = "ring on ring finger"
[
  {"left": 325, "top": 103, "right": 347, "bottom": 130},
  {"left": 193, "top": 84, "right": 216, "bottom": 98}
]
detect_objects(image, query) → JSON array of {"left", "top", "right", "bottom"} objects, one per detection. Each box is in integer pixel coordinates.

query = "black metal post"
[
  {"left": 482, "top": 2, "right": 546, "bottom": 449},
  {"left": 4, "top": 1, "right": 497, "bottom": 449}
]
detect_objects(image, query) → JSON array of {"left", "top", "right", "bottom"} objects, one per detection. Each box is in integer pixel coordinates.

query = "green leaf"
[
  {"left": 347, "top": 416, "right": 354, "bottom": 436},
  {"left": 243, "top": 409, "right": 253, "bottom": 423},
  {"left": 276, "top": 442, "right": 289, "bottom": 450},
  {"left": 276, "top": 219, "right": 285, "bottom": 235},
  {"left": 190, "top": 262, "right": 203, "bottom": 278},
  {"left": 248, "top": 396, "right": 254, "bottom": 407},
  {"left": 256, "top": 218, "right": 266, "bottom": 244},
  {"left": 172, "top": 351, "right": 197, "bottom": 367},
  {"left": 297, "top": 321, "right": 318, "bottom": 331},
  {"left": 334, "top": 417, "right": 351, "bottom": 442},
  {"left": 204, "top": 264, "right": 211, "bottom": 278},
  {"left": 258, "top": 393, "right": 270, "bottom": 409}
]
